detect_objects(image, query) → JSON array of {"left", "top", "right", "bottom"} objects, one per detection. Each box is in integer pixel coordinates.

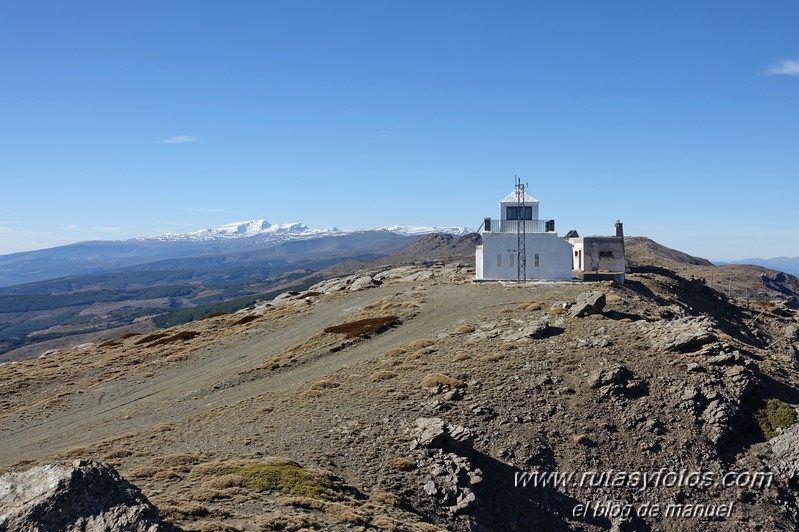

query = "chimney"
[{"left": 614, "top": 220, "right": 624, "bottom": 238}]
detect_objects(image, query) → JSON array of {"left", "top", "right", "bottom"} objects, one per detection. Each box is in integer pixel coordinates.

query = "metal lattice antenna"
[{"left": 515, "top": 175, "right": 527, "bottom": 283}]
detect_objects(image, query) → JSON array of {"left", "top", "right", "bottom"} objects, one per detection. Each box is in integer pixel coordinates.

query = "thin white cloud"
[
  {"left": 767, "top": 59, "right": 799, "bottom": 76},
  {"left": 160, "top": 135, "right": 199, "bottom": 144}
]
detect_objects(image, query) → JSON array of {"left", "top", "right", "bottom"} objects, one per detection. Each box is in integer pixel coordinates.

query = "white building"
[
  {"left": 475, "top": 188, "right": 573, "bottom": 281},
  {"left": 568, "top": 221, "right": 626, "bottom": 283}
]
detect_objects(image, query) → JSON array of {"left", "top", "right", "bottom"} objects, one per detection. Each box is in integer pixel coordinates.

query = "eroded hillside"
[{"left": 1, "top": 260, "right": 798, "bottom": 531}]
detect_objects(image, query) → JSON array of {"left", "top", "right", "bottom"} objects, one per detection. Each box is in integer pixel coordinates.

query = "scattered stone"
[
  {"left": 570, "top": 291, "right": 606, "bottom": 317},
  {"left": 419, "top": 451, "right": 482, "bottom": 515},
  {"left": 503, "top": 317, "right": 549, "bottom": 341},
  {"left": 572, "top": 434, "right": 595, "bottom": 446},
  {"left": 706, "top": 352, "right": 738, "bottom": 366},
  {"left": 588, "top": 364, "right": 629, "bottom": 389},
  {"left": 587, "top": 364, "right": 647, "bottom": 399}
]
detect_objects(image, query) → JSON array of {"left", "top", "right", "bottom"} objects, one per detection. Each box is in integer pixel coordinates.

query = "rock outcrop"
[
  {"left": 570, "top": 291, "right": 606, "bottom": 318},
  {"left": 0, "top": 460, "right": 179, "bottom": 532},
  {"left": 412, "top": 418, "right": 481, "bottom": 515}
]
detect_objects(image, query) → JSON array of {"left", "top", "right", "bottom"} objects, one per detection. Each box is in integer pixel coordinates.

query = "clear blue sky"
[{"left": 1, "top": 1, "right": 797, "bottom": 261}]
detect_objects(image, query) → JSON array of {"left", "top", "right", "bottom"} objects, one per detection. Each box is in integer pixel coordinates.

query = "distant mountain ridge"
[
  {"left": 721, "top": 256, "right": 799, "bottom": 277},
  {"left": 0, "top": 221, "right": 471, "bottom": 288},
  {"left": 138, "top": 219, "right": 470, "bottom": 243}
]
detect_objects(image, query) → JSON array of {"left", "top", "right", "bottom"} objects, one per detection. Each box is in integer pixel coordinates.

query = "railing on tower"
[{"left": 480, "top": 219, "right": 555, "bottom": 233}]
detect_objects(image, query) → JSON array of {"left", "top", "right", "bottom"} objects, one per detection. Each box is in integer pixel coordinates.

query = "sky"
[{"left": 0, "top": 1, "right": 797, "bottom": 261}]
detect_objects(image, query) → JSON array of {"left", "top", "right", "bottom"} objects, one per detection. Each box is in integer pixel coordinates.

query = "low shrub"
[
  {"left": 420, "top": 372, "right": 466, "bottom": 389},
  {"left": 752, "top": 398, "right": 796, "bottom": 440},
  {"left": 227, "top": 461, "right": 332, "bottom": 499}
]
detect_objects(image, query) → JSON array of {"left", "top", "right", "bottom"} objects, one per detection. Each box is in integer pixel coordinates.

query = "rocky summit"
[{"left": 0, "top": 249, "right": 798, "bottom": 531}]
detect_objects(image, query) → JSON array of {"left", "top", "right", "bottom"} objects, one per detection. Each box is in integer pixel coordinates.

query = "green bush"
[
  {"left": 228, "top": 461, "right": 332, "bottom": 499},
  {"left": 752, "top": 398, "right": 796, "bottom": 440}
]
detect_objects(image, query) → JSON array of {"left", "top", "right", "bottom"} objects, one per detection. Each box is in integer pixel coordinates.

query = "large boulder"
[
  {"left": 570, "top": 291, "right": 606, "bottom": 317},
  {"left": 0, "top": 459, "right": 179, "bottom": 532},
  {"left": 412, "top": 417, "right": 474, "bottom": 451}
]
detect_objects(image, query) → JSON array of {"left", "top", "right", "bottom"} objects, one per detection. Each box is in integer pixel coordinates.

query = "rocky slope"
[{"left": 1, "top": 253, "right": 798, "bottom": 531}]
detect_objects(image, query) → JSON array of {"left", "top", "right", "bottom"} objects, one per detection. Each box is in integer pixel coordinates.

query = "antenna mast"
[{"left": 515, "top": 175, "right": 527, "bottom": 283}]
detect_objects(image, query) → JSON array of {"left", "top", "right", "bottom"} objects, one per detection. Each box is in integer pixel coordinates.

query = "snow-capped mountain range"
[
  {"left": 0, "top": 220, "right": 473, "bottom": 287},
  {"left": 140, "top": 220, "right": 471, "bottom": 243}
]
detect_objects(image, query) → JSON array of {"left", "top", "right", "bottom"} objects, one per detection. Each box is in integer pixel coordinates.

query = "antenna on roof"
[{"left": 515, "top": 175, "right": 527, "bottom": 283}]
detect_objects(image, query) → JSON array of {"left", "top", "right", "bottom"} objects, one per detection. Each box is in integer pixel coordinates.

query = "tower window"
[
  {"left": 506, "top": 206, "right": 533, "bottom": 220},
  {"left": 534, "top": 253, "right": 540, "bottom": 267},
  {"left": 497, "top": 253, "right": 502, "bottom": 267},
  {"left": 599, "top": 251, "right": 614, "bottom": 258}
]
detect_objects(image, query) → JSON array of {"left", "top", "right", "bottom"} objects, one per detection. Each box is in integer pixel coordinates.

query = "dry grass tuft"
[
  {"left": 192, "top": 522, "right": 243, "bottom": 532},
  {"left": 61, "top": 446, "right": 88, "bottom": 459},
  {"left": 452, "top": 353, "right": 470, "bottom": 362},
  {"left": 369, "top": 370, "right": 398, "bottom": 382},
  {"left": 420, "top": 373, "right": 466, "bottom": 389},
  {"left": 153, "top": 453, "right": 202, "bottom": 469},
  {"left": 158, "top": 502, "right": 209, "bottom": 520},
  {"left": 500, "top": 343, "right": 517, "bottom": 350},
  {"left": 98, "top": 339, "right": 122, "bottom": 348},
  {"left": 324, "top": 503, "right": 368, "bottom": 525},
  {"left": 454, "top": 324, "right": 475, "bottom": 334},
  {"left": 275, "top": 496, "right": 326, "bottom": 510},
  {"left": 191, "top": 459, "right": 261, "bottom": 477},
  {"left": 391, "top": 457, "right": 417, "bottom": 471},
  {"left": 323, "top": 316, "right": 401, "bottom": 338},
  {"left": 518, "top": 302, "right": 545, "bottom": 311},
  {"left": 135, "top": 332, "right": 169, "bottom": 345},
  {"left": 385, "top": 347, "right": 406, "bottom": 358},
  {"left": 408, "top": 338, "right": 435, "bottom": 350},
  {"left": 234, "top": 315, "right": 260, "bottom": 325},
  {"left": 164, "top": 353, "right": 188, "bottom": 363},
  {"left": 103, "top": 449, "right": 132, "bottom": 460},
  {"left": 479, "top": 354, "right": 505, "bottom": 362},
  {"left": 309, "top": 379, "right": 340, "bottom": 390},
  {"left": 153, "top": 422, "right": 175, "bottom": 432},
  {"left": 152, "top": 469, "right": 182, "bottom": 480},
  {"left": 201, "top": 312, "right": 229, "bottom": 320},
  {"left": 129, "top": 466, "right": 161, "bottom": 479},
  {"left": 371, "top": 491, "right": 401, "bottom": 507},
  {"left": 203, "top": 474, "right": 245, "bottom": 489},
  {"left": 148, "top": 331, "right": 201, "bottom": 347}
]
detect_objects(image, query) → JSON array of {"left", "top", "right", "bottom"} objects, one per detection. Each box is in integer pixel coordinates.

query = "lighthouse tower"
[{"left": 475, "top": 186, "right": 573, "bottom": 281}]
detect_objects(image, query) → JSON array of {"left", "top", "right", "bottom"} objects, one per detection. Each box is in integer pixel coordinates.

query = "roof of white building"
[{"left": 500, "top": 188, "right": 539, "bottom": 204}]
